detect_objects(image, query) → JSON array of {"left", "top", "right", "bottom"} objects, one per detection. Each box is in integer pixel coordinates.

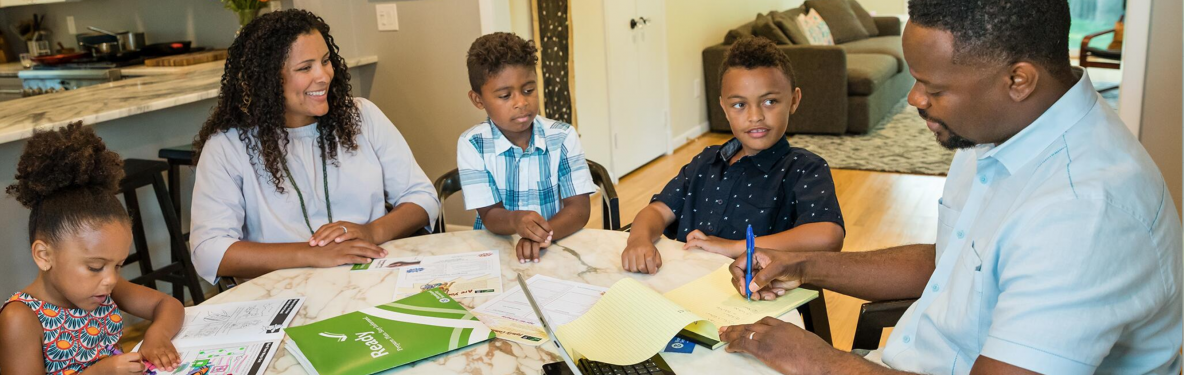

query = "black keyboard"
[{"left": 543, "top": 355, "right": 675, "bottom": 375}]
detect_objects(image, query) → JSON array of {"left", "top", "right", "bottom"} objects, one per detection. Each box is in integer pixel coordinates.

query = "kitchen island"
[{"left": 0, "top": 55, "right": 378, "bottom": 296}]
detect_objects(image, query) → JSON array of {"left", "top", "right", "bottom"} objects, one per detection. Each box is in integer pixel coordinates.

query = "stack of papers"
[
  {"left": 351, "top": 250, "right": 505, "bottom": 300},
  {"left": 472, "top": 275, "right": 608, "bottom": 345}
]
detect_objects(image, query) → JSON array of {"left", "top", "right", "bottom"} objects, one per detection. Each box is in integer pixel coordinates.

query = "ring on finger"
[
  {"left": 748, "top": 332, "right": 756, "bottom": 341},
  {"left": 341, "top": 225, "right": 348, "bottom": 234}
]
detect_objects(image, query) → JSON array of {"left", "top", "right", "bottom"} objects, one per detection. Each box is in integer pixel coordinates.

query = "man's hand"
[
  {"left": 300, "top": 240, "right": 388, "bottom": 268},
  {"left": 720, "top": 317, "right": 843, "bottom": 375},
  {"left": 729, "top": 248, "right": 807, "bottom": 300},
  {"left": 621, "top": 240, "right": 663, "bottom": 274},
  {"left": 684, "top": 230, "right": 744, "bottom": 257},
  {"left": 310, "top": 221, "right": 376, "bottom": 246},
  {"left": 513, "top": 211, "right": 553, "bottom": 244}
]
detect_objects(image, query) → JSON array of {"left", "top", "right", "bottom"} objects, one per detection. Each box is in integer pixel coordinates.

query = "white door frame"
[{"left": 1117, "top": 0, "right": 1151, "bottom": 136}]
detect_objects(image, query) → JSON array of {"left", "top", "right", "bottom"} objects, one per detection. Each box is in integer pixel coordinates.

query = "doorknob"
[{"left": 629, "top": 17, "right": 651, "bottom": 30}]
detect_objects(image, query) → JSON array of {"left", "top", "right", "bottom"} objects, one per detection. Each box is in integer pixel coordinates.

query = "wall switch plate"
[
  {"left": 376, "top": 3, "right": 399, "bottom": 31},
  {"left": 66, "top": 16, "right": 76, "bottom": 35}
]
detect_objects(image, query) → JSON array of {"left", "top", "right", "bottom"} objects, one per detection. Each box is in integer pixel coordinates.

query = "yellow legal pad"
[{"left": 552, "top": 266, "right": 818, "bottom": 365}]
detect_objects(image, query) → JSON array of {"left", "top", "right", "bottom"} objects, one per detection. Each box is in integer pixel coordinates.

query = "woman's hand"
[
  {"left": 684, "top": 230, "right": 744, "bottom": 257},
  {"left": 310, "top": 221, "right": 375, "bottom": 246},
  {"left": 300, "top": 239, "right": 389, "bottom": 267},
  {"left": 138, "top": 329, "right": 181, "bottom": 371}
]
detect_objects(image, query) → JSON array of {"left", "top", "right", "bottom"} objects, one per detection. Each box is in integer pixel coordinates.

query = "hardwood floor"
[
  {"left": 589, "top": 132, "right": 946, "bottom": 351},
  {"left": 120, "top": 132, "right": 947, "bottom": 353}
]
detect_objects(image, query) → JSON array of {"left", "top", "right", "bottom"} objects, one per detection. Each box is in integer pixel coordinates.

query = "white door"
[{"left": 604, "top": 0, "right": 670, "bottom": 176}]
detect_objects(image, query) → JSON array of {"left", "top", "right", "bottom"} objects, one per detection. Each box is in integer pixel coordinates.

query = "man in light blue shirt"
[{"left": 715, "top": 0, "right": 1182, "bottom": 374}]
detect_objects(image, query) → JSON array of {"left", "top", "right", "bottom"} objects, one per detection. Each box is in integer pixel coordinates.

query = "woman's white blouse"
[{"left": 189, "top": 98, "right": 439, "bottom": 283}]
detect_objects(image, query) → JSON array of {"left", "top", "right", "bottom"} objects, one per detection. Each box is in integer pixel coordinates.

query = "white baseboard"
[{"left": 671, "top": 121, "right": 711, "bottom": 150}]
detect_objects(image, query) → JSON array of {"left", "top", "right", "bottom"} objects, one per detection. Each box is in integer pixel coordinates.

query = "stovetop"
[{"left": 31, "top": 57, "right": 145, "bottom": 70}]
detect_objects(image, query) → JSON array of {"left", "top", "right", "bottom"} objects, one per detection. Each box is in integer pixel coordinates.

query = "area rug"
[{"left": 789, "top": 100, "right": 955, "bottom": 176}]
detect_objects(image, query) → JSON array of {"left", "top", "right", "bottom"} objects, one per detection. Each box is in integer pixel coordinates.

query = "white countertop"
[
  {"left": 0, "top": 62, "right": 25, "bottom": 78},
  {"left": 0, "top": 55, "right": 377, "bottom": 144}
]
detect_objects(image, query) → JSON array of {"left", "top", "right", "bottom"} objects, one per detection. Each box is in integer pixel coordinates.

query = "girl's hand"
[
  {"left": 89, "top": 352, "right": 145, "bottom": 374},
  {"left": 139, "top": 330, "right": 181, "bottom": 371},
  {"left": 310, "top": 221, "right": 375, "bottom": 246}
]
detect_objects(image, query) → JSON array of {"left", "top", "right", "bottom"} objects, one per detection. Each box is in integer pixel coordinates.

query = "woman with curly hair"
[{"left": 189, "top": 9, "right": 438, "bottom": 283}]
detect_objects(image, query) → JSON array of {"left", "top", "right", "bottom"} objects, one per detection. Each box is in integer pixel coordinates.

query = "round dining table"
[{"left": 203, "top": 229, "right": 802, "bottom": 374}]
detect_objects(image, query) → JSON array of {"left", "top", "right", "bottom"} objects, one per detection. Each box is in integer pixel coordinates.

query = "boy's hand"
[
  {"left": 139, "top": 329, "right": 181, "bottom": 371},
  {"left": 91, "top": 352, "right": 145, "bottom": 374},
  {"left": 622, "top": 240, "right": 662, "bottom": 274},
  {"left": 516, "top": 237, "right": 547, "bottom": 263},
  {"left": 684, "top": 230, "right": 744, "bottom": 258},
  {"left": 513, "top": 211, "right": 554, "bottom": 244}
]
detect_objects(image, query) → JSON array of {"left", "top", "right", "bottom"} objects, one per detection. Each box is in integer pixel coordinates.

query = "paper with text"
[{"left": 473, "top": 275, "right": 607, "bottom": 345}]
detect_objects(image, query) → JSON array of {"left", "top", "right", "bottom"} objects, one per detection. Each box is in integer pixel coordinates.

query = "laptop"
[{"left": 516, "top": 274, "right": 676, "bottom": 375}]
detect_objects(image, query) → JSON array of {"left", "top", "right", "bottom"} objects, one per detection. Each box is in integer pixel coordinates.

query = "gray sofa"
[{"left": 703, "top": 12, "right": 914, "bottom": 135}]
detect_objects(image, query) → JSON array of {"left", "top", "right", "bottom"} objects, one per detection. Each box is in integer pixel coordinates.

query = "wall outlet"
[
  {"left": 693, "top": 78, "right": 702, "bottom": 98},
  {"left": 376, "top": 3, "right": 399, "bottom": 32},
  {"left": 66, "top": 16, "right": 76, "bottom": 35}
]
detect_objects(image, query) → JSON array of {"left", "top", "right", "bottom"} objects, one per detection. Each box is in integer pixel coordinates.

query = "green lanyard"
[{"left": 282, "top": 137, "right": 333, "bottom": 235}]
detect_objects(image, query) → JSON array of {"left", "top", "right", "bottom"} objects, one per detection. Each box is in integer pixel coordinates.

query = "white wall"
[
  {"left": 1135, "top": 0, "right": 1182, "bottom": 214},
  {"left": 663, "top": 0, "right": 803, "bottom": 149}
]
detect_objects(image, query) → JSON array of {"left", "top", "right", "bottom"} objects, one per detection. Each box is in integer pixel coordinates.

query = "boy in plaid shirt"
[{"left": 457, "top": 32, "right": 597, "bottom": 264}]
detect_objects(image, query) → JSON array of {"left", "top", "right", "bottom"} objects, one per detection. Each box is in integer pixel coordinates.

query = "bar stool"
[
  {"left": 158, "top": 144, "right": 195, "bottom": 238},
  {"left": 120, "top": 158, "right": 205, "bottom": 305}
]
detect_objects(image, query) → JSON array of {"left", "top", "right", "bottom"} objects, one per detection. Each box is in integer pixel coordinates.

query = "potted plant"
[{"left": 222, "top": 0, "right": 270, "bottom": 28}]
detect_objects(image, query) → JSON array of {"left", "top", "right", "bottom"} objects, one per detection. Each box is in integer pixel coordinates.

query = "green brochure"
[{"left": 284, "top": 288, "right": 495, "bottom": 375}]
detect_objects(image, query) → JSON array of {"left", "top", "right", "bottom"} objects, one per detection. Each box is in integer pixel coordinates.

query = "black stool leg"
[
  {"left": 150, "top": 172, "right": 205, "bottom": 305},
  {"left": 124, "top": 189, "right": 157, "bottom": 291}
]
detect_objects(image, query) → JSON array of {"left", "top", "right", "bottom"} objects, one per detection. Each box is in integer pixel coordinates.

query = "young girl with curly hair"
[
  {"left": 190, "top": 9, "right": 439, "bottom": 283},
  {"left": 0, "top": 123, "right": 185, "bottom": 374}
]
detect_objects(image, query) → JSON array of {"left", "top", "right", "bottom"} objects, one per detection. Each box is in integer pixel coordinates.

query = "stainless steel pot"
[{"left": 86, "top": 26, "right": 145, "bottom": 51}]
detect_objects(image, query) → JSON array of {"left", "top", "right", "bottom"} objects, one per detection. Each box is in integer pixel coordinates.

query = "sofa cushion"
[
  {"left": 839, "top": 36, "right": 904, "bottom": 72},
  {"left": 725, "top": 21, "right": 756, "bottom": 44},
  {"left": 846, "top": 53, "right": 897, "bottom": 96},
  {"left": 805, "top": 0, "right": 870, "bottom": 44},
  {"left": 753, "top": 12, "right": 792, "bottom": 44},
  {"left": 847, "top": 0, "right": 879, "bottom": 37},
  {"left": 772, "top": 7, "right": 810, "bottom": 45}
]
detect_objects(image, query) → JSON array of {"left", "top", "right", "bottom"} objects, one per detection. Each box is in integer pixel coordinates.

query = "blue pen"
[{"left": 745, "top": 224, "right": 754, "bottom": 301}]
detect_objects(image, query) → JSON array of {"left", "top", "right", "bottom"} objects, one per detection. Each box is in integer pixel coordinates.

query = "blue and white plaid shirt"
[{"left": 456, "top": 116, "right": 598, "bottom": 229}]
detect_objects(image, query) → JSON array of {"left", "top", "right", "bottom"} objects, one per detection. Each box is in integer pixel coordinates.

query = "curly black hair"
[
  {"left": 909, "top": 0, "right": 1075, "bottom": 84},
  {"left": 719, "top": 36, "right": 797, "bottom": 89},
  {"left": 194, "top": 9, "right": 358, "bottom": 193},
  {"left": 466, "top": 32, "right": 538, "bottom": 93},
  {"left": 6, "top": 122, "right": 129, "bottom": 244}
]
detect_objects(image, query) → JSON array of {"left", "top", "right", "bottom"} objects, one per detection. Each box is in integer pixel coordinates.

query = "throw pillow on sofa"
[
  {"left": 773, "top": 6, "right": 811, "bottom": 45},
  {"left": 753, "top": 12, "right": 792, "bottom": 44},
  {"left": 847, "top": 0, "right": 880, "bottom": 37},
  {"left": 805, "top": 0, "right": 870, "bottom": 43},
  {"left": 796, "top": 8, "right": 835, "bottom": 45}
]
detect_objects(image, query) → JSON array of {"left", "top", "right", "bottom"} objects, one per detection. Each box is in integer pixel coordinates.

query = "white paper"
[
  {"left": 472, "top": 275, "right": 607, "bottom": 345},
  {"left": 136, "top": 298, "right": 304, "bottom": 375},
  {"left": 392, "top": 250, "right": 504, "bottom": 299},
  {"left": 146, "top": 340, "right": 280, "bottom": 375},
  {"left": 349, "top": 256, "right": 423, "bottom": 272}
]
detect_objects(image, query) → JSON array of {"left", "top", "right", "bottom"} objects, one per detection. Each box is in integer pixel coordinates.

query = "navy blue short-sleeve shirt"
[{"left": 653, "top": 137, "right": 844, "bottom": 242}]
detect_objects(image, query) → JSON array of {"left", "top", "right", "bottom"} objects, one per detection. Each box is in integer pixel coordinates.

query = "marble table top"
[
  {"left": 0, "top": 55, "right": 377, "bottom": 145},
  {"left": 204, "top": 229, "right": 798, "bottom": 375}
]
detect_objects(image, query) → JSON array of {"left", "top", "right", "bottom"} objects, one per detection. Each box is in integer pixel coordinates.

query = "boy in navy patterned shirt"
[
  {"left": 622, "top": 37, "right": 845, "bottom": 274},
  {"left": 457, "top": 33, "right": 597, "bottom": 264}
]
